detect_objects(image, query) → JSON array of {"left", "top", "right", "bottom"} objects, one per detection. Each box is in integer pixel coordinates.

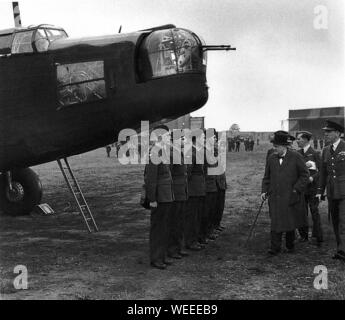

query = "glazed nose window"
[{"left": 138, "top": 28, "right": 206, "bottom": 80}]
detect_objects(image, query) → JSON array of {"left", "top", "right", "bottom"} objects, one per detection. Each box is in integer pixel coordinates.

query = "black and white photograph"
[{"left": 0, "top": 0, "right": 344, "bottom": 303}]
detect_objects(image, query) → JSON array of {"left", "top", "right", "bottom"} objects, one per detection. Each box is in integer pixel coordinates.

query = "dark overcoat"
[{"left": 262, "top": 150, "right": 309, "bottom": 232}]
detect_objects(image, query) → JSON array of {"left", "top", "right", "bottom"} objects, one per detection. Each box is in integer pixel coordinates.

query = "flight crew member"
[
  {"left": 106, "top": 145, "right": 111, "bottom": 157},
  {"left": 200, "top": 129, "right": 218, "bottom": 244},
  {"left": 295, "top": 131, "right": 323, "bottom": 245},
  {"left": 262, "top": 131, "right": 309, "bottom": 255},
  {"left": 185, "top": 134, "right": 206, "bottom": 251},
  {"left": 144, "top": 125, "right": 174, "bottom": 269},
  {"left": 317, "top": 120, "right": 345, "bottom": 261},
  {"left": 214, "top": 162, "right": 227, "bottom": 234},
  {"left": 168, "top": 135, "right": 189, "bottom": 259},
  {"left": 235, "top": 139, "right": 240, "bottom": 152}
]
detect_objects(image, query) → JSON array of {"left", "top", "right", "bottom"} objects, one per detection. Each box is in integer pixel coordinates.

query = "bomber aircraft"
[{"left": 0, "top": 2, "right": 235, "bottom": 231}]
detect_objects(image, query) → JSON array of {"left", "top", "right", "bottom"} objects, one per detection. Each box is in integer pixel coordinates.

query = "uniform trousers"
[
  {"left": 168, "top": 201, "right": 186, "bottom": 255},
  {"left": 150, "top": 202, "right": 172, "bottom": 264},
  {"left": 328, "top": 198, "right": 345, "bottom": 252},
  {"left": 214, "top": 189, "right": 226, "bottom": 229},
  {"left": 298, "top": 194, "right": 323, "bottom": 241},
  {"left": 184, "top": 196, "right": 204, "bottom": 247},
  {"left": 199, "top": 192, "right": 217, "bottom": 241}
]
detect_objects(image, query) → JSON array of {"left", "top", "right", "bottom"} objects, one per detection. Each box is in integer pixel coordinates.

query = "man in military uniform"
[
  {"left": 200, "top": 129, "right": 218, "bottom": 244},
  {"left": 262, "top": 131, "right": 309, "bottom": 255},
  {"left": 214, "top": 138, "right": 227, "bottom": 234},
  {"left": 317, "top": 120, "right": 345, "bottom": 261},
  {"left": 168, "top": 132, "right": 189, "bottom": 259},
  {"left": 184, "top": 133, "right": 206, "bottom": 251},
  {"left": 296, "top": 131, "right": 323, "bottom": 245},
  {"left": 144, "top": 125, "right": 174, "bottom": 269}
]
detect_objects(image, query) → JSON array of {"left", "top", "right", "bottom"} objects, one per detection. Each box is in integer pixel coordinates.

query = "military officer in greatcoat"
[
  {"left": 262, "top": 131, "right": 309, "bottom": 255},
  {"left": 317, "top": 120, "right": 345, "bottom": 261},
  {"left": 144, "top": 125, "right": 174, "bottom": 269},
  {"left": 296, "top": 131, "right": 323, "bottom": 245}
]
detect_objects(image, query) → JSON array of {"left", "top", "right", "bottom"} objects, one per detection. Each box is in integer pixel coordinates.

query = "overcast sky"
[{"left": 0, "top": 0, "right": 344, "bottom": 131}]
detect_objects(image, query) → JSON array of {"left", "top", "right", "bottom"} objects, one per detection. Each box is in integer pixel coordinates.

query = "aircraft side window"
[
  {"left": 56, "top": 60, "right": 107, "bottom": 108},
  {"left": 0, "top": 34, "right": 12, "bottom": 55},
  {"left": 11, "top": 31, "right": 34, "bottom": 54}
]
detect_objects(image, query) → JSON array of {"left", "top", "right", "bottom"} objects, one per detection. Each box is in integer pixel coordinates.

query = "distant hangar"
[{"left": 288, "top": 106, "right": 344, "bottom": 139}]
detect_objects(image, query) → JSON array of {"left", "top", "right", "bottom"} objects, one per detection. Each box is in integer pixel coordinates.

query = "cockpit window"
[
  {"left": 45, "top": 29, "right": 67, "bottom": 42},
  {"left": 138, "top": 28, "right": 206, "bottom": 80},
  {"left": 12, "top": 31, "right": 34, "bottom": 54},
  {"left": 10, "top": 27, "right": 67, "bottom": 54},
  {"left": 34, "top": 29, "right": 49, "bottom": 52}
]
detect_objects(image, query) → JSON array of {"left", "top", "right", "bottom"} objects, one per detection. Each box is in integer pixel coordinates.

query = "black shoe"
[
  {"left": 168, "top": 253, "right": 183, "bottom": 259},
  {"left": 299, "top": 237, "right": 308, "bottom": 243},
  {"left": 286, "top": 247, "right": 295, "bottom": 254},
  {"left": 186, "top": 244, "right": 202, "bottom": 251},
  {"left": 151, "top": 262, "right": 167, "bottom": 270},
  {"left": 199, "top": 239, "right": 208, "bottom": 245},
  {"left": 267, "top": 249, "right": 280, "bottom": 256},
  {"left": 197, "top": 242, "right": 206, "bottom": 249},
  {"left": 332, "top": 250, "right": 345, "bottom": 261},
  {"left": 164, "top": 258, "right": 173, "bottom": 265},
  {"left": 179, "top": 250, "right": 189, "bottom": 257},
  {"left": 208, "top": 234, "right": 217, "bottom": 241}
]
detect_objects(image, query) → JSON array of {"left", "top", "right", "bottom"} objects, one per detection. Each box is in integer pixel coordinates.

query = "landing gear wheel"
[{"left": 0, "top": 168, "right": 42, "bottom": 216}]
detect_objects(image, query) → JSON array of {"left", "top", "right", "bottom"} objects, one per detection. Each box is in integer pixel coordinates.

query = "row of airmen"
[{"left": 143, "top": 125, "right": 227, "bottom": 269}]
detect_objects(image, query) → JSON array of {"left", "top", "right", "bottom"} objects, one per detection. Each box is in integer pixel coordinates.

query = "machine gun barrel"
[{"left": 202, "top": 45, "right": 236, "bottom": 51}]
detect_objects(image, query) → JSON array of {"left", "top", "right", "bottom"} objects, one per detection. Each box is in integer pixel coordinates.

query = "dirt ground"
[{"left": 0, "top": 144, "right": 344, "bottom": 300}]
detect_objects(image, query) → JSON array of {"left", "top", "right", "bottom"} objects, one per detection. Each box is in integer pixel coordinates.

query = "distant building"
[
  {"left": 288, "top": 106, "right": 344, "bottom": 139},
  {"left": 190, "top": 116, "right": 205, "bottom": 130},
  {"left": 165, "top": 115, "right": 205, "bottom": 130},
  {"left": 165, "top": 114, "right": 191, "bottom": 130}
]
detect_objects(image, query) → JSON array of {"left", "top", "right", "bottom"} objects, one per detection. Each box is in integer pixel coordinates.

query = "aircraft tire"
[{"left": 0, "top": 168, "right": 43, "bottom": 216}]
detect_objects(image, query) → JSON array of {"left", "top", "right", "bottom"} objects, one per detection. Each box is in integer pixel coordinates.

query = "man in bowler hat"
[{"left": 262, "top": 131, "right": 309, "bottom": 255}]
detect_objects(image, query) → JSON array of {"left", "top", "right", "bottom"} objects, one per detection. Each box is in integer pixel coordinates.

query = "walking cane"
[{"left": 245, "top": 198, "right": 266, "bottom": 247}]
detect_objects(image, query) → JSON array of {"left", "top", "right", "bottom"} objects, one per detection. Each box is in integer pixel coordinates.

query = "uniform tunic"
[{"left": 318, "top": 139, "right": 345, "bottom": 251}]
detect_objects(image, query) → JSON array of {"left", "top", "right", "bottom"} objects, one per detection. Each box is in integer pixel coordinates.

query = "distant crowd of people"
[{"left": 228, "top": 137, "right": 256, "bottom": 152}]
